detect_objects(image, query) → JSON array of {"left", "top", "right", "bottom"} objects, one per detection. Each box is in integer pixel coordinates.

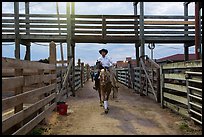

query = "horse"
[{"left": 99, "top": 68, "right": 112, "bottom": 114}]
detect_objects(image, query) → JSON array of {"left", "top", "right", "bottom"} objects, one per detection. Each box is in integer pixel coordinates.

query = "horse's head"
[{"left": 99, "top": 69, "right": 110, "bottom": 86}]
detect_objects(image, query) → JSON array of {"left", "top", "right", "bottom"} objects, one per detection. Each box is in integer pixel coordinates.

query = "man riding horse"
[
  {"left": 93, "top": 48, "right": 118, "bottom": 91},
  {"left": 93, "top": 49, "right": 119, "bottom": 113}
]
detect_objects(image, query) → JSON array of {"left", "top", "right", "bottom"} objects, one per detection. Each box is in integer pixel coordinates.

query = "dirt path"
[{"left": 42, "top": 80, "right": 202, "bottom": 135}]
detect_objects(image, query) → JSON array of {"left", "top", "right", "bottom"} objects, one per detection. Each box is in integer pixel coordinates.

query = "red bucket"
[{"left": 57, "top": 103, "right": 68, "bottom": 115}]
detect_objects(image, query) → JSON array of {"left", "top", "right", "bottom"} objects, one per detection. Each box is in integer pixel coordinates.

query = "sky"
[{"left": 2, "top": 2, "right": 197, "bottom": 66}]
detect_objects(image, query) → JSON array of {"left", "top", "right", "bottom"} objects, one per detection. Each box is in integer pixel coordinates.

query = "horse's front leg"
[{"left": 98, "top": 87, "right": 103, "bottom": 107}]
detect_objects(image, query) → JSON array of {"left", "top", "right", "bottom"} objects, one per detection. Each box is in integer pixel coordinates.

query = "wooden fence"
[
  {"left": 2, "top": 14, "right": 199, "bottom": 43},
  {"left": 2, "top": 57, "right": 57, "bottom": 135},
  {"left": 116, "top": 56, "right": 160, "bottom": 102},
  {"left": 56, "top": 60, "right": 90, "bottom": 99},
  {"left": 116, "top": 57, "right": 202, "bottom": 125},
  {"left": 160, "top": 59, "right": 202, "bottom": 124}
]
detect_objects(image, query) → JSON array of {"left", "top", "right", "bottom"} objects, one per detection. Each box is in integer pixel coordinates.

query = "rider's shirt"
[{"left": 98, "top": 56, "right": 113, "bottom": 68}]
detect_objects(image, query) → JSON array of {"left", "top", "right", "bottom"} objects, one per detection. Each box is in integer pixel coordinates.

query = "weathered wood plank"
[
  {"left": 2, "top": 93, "right": 56, "bottom": 133},
  {"left": 2, "top": 76, "right": 24, "bottom": 91},
  {"left": 144, "top": 21, "right": 194, "bottom": 25},
  {"left": 12, "top": 103, "right": 56, "bottom": 135},
  {"left": 2, "top": 84, "right": 56, "bottom": 111},
  {"left": 163, "top": 92, "right": 188, "bottom": 105},
  {"left": 2, "top": 57, "right": 55, "bottom": 70},
  {"left": 164, "top": 83, "right": 187, "bottom": 93},
  {"left": 163, "top": 100, "right": 189, "bottom": 117},
  {"left": 162, "top": 59, "right": 202, "bottom": 69},
  {"left": 106, "top": 21, "right": 136, "bottom": 24},
  {"left": 24, "top": 74, "right": 56, "bottom": 86},
  {"left": 164, "top": 73, "right": 186, "bottom": 80},
  {"left": 74, "top": 30, "right": 102, "bottom": 34},
  {"left": 144, "top": 15, "right": 195, "bottom": 19}
]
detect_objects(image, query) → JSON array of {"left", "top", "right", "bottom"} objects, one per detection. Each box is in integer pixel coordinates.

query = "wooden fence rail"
[
  {"left": 116, "top": 56, "right": 160, "bottom": 102},
  {"left": 2, "top": 14, "right": 200, "bottom": 43},
  {"left": 2, "top": 57, "right": 57, "bottom": 135},
  {"left": 160, "top": 59, "right": 202, "bottom": 124}
]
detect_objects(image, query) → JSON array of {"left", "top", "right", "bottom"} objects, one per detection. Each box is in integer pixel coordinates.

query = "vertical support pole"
[
  {"left": 49, "top": 41, "right": 57, "bottom": 65},
  {"left": 86, "top": 64, "right": 90, "bottom": 81},
  {"left": 25, "top": 2, "right": 31, "bottom": 61},
  {"left": 71, "top": 42, "right": 75, "bottom": 96},
  {"left": 139, "top": 2, "right": 145, "bottom": 57},
  {"left": 160, "top": 66, "right": 164, "bottom": 108},
  {"left": 184, "top": 2, "right": 189, "bottom": 61},
  {"left": 135, "top": 44, "right": 140, "bottom": 67},
  {"left": 56, "top": 2, "right": 64, "bottom": 67},
  {"left": 102, "top": 15, "right": 106, "bottom": 39},
  {"left": 134, "top": 2, "right": 140, "bottom": 67},
  {"left": 14, "top": 2, "right": 20, "bottom": 59},
  {"left": 195, "top": 2, "right": 201, "bottom": 59},
  {"left": 81, "top": 62, "right": 84, "bottom": 87},
  {"left": 70, "top": 2, "right": 76, "bottom": 96},
  {"left": 66, "top": 2, "right": 71, "bottom": 62},
  {"left": 77, "top": 59, "right": 81, "bottom": 66}
]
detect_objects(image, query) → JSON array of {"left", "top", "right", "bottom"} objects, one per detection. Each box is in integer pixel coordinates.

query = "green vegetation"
[{"left": 28, "top": 127, "right": 47, "bottom": 135}]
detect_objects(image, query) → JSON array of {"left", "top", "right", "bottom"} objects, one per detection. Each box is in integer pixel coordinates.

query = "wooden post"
[
  {"left": 49, "top": 41, "right": 56, "bottom": 65},
  {"left": 160, "top": 66, "right": 164, "bottom": 108},
  {"left": 71, "top": 42, "right": 75, "bottom": 96},
  {"left": 78, "top": 59, "right": 81, "bottom": 66},
  {"left": 56, "top": 2, "right": 64, "bottom": 67},
  {"left": 38, "top": 69, "right": 45, "bottom": 124},
  {"left": 128, "top": 61, "right": 132, "bottom": 88},
  {"left": 81, "top": 62, "right": 84, "bottom": 87},
  {"left": 195, "top": 2, "right": 201, "bottom": 60},
  {"left": 86, "top": 64, "right": 90, "bottom": 81},
  {"left": 139, "top": 2, "right": 145, "bottom": 57},
  {"left": 135, "top": 44, "right": 139, "bottom": 67},
  {"left": 102, "top": 15, "right": 106, "bottom": 39},
  {"left": 66, "top": 2, "right": 71, "bottom": 61},
  {"left": 14, "top": 68, "right": 23, "bottom": 129},
  {"left": 184, "top": 2, "right": 189, "bottom": 61},
  {"left": 24, "top": 2, "right": 31, "bottom": 61},
  {"left": 14, "top": 2, "right": 20, "bottom": 59}
]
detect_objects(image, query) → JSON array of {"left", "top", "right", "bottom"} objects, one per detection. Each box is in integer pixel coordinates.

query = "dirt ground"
[{"left": 41, "top": 80, "right": 202, "bottom": 135}]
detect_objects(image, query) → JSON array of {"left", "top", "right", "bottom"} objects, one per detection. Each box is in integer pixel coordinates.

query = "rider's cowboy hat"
[{"left": 99, "top": 49, "right": 108, "bottom": 55}]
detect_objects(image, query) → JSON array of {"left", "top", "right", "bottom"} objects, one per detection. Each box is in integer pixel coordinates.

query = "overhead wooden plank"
[
  {"left": 144, "top": 21, "right": 195, "bottom": 25},
  {"left": 144, "top": 15, "right": 195, "bottom": 19},
  {"left": 2, "top": 13, "right": 67, "bottom": 18},
  {"left": 144, "top": 26, "right": 195, "bottom": 29},
  {"left": 2, "top": 76, "right": 24, "bottom": 91},
  {"left": 107, "top": 31, "right": 136, "bottom": 34},
  {"left": 74, "top": 25, "right": 102, "bottom": 29},
  {"left": 163, "top": 92, "right": 188, "bottom": 105},
  {"left": 2, "top": 93, "right": 56, "bottom": 133},
  {"left": 12, "top": 103, "right": 56, "bottom": 135},
  {"left": 2, "top": 57, "right": 55, "bottom": 70},
  {"left": 74, "top": 30, "right": 102, "bottom": 34},
  {"left": 2, "top": 84, "right": 56, "bottom": 111},
  {"left": 106, "top": 26, "right": 138, "bottom": 29},
  {"left": 164, "top": 83, "right": 187, "bottom": 93},
  {"left": 144, "top": 31, "right": 195, "bottom": 34},
  {"left": 106, "top": 21, "right": 136, "bottom": 24},
  {"left": 74, "top": 20, "right": 102, "bottom": 24}
]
